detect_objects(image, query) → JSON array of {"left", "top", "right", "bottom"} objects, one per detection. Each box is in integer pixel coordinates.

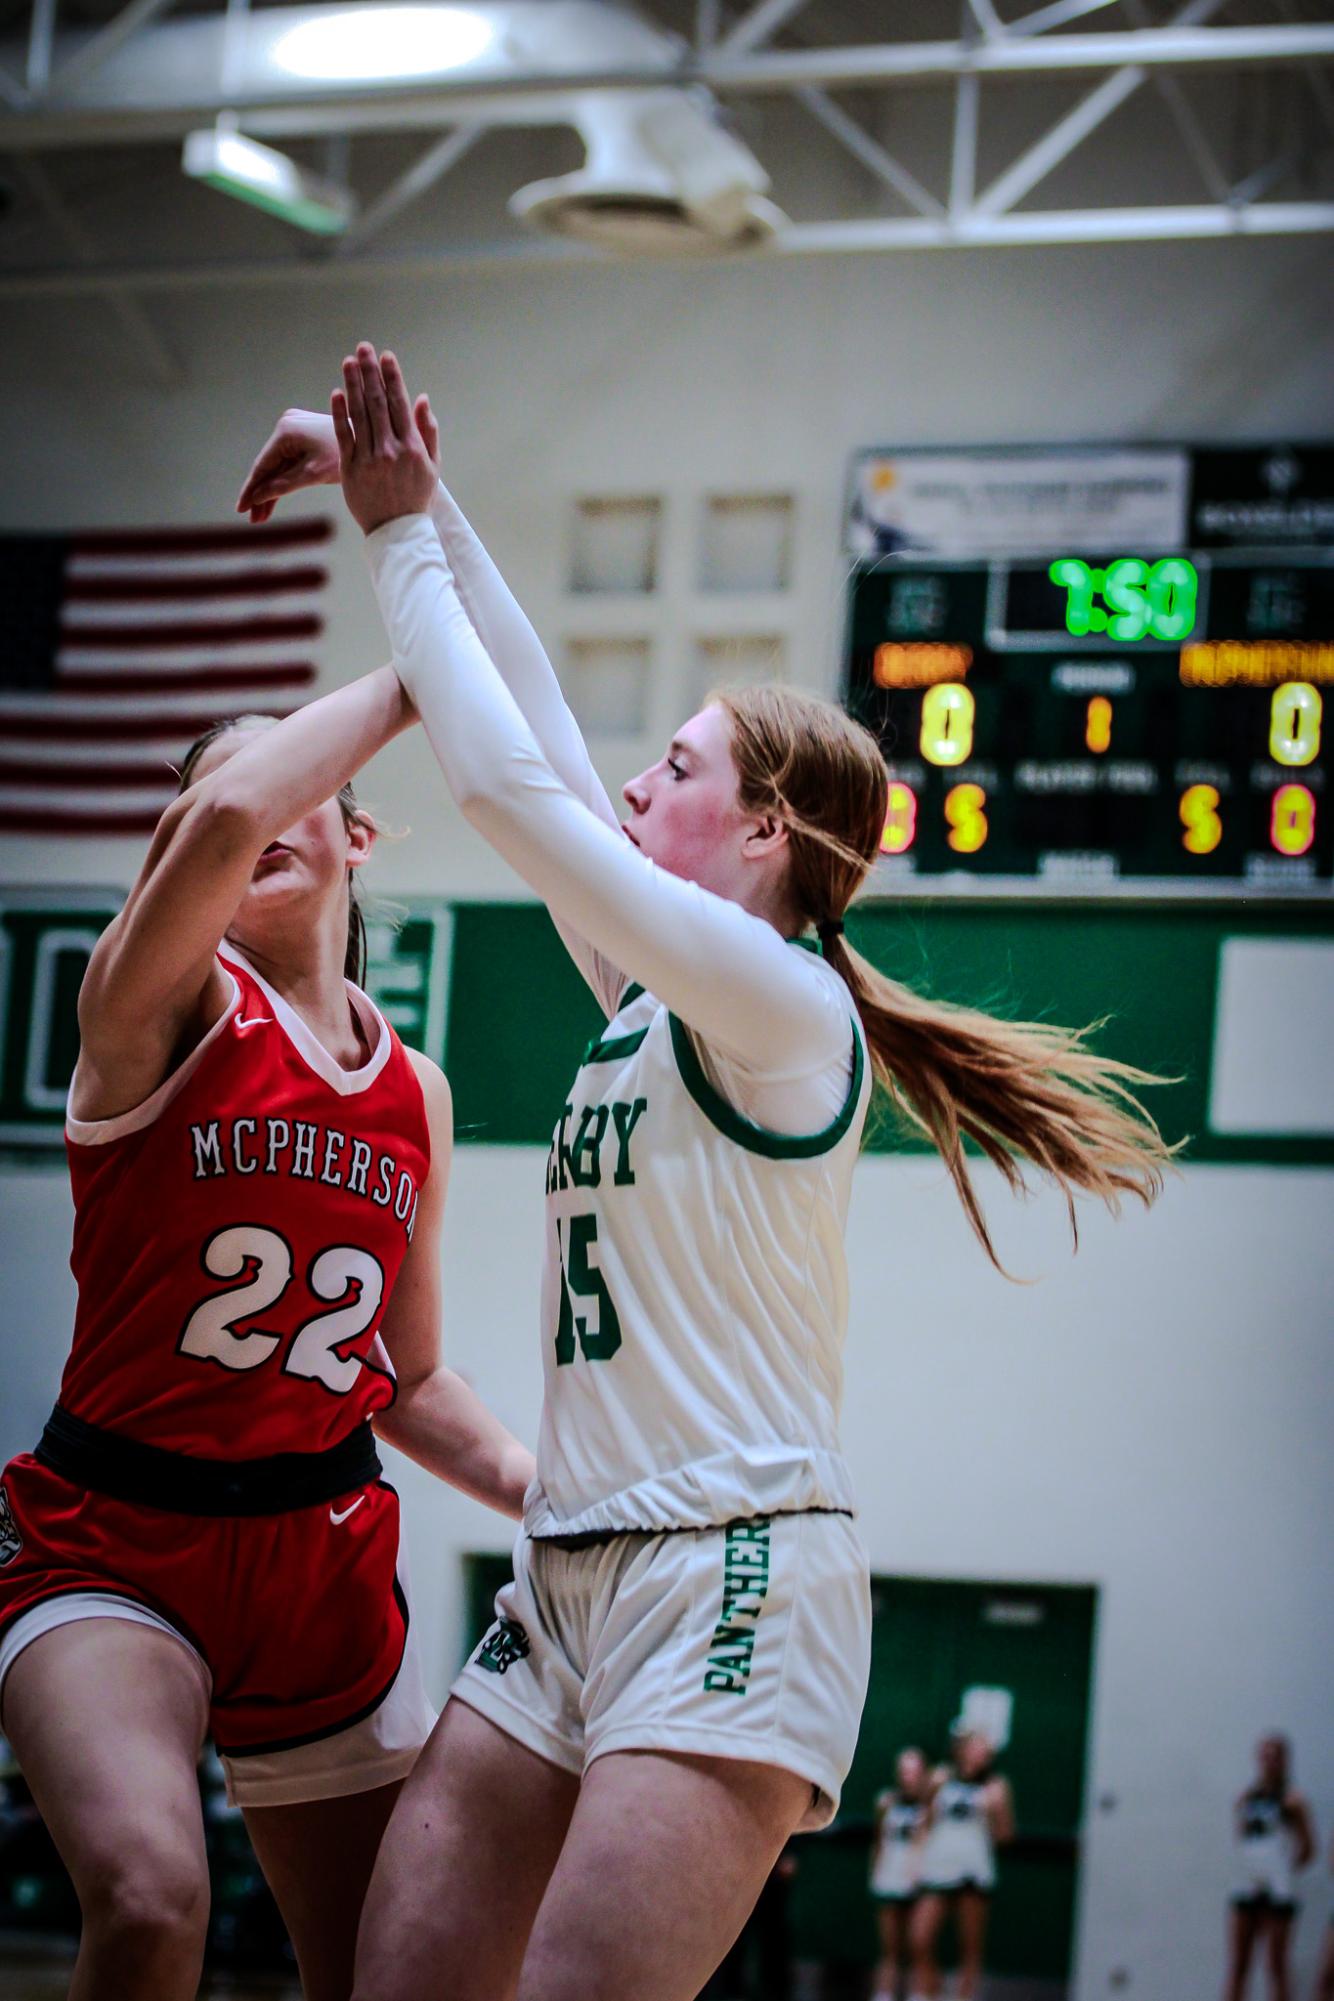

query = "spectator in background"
[
  {"left": 1311, "top": 1832, "right": 1334, "bottom": 2001},
  {"left": 1224, "top": 1734, "right": 1316, "bottom": 2001},
  {"left": 910, "top": 1730, "right": 1014, "bottom": 2001},
  {"left": 869, "top": 1746, "right": 931, "bottom": 1999}
]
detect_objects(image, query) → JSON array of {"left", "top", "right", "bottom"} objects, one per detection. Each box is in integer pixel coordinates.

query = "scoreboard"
[{"left": 842, "top": 445, "right": 1334, "bottom": 893}]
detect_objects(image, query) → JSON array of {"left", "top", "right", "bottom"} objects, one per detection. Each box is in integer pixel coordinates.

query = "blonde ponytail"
[{"left": 823, "top": 930, "right": 1176, "bottom": 1271}]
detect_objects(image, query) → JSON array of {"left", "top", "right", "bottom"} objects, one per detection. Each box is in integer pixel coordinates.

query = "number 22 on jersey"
[
  {"left": 179, "top": 1224, "right": 385, "bottom": 1393},
  {"left": 554, "top": 1215, "right": 622, "bottom": 1365}
]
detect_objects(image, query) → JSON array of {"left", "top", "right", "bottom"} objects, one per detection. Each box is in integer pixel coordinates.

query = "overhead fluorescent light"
[
  {"left": 270, "top": 5, "right": 494, "bottom": 83},
  {"left": 183, "top": 127, "right": 357, "bottom": 235}
]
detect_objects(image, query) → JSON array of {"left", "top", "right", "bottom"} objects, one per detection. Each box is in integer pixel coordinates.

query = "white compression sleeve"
[
  {"left": 427, "top": 480, "right": 626, "bottom": 1016},
  {"left": 367, "top": 514, "right": 849, "bottom": 1080},
  {"left": 428, "top": 482, "right": 617, "bottom": 828}
]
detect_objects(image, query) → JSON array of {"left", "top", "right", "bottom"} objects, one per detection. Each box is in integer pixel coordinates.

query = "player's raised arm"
[
  {"left": 237, "top": 401, "right": 615, "bottom": 827},
  {"left": 337, "top": 344, "right": 841, "bottom": 1076},
  {"left": 238, "top": 399, "right": 627, "bottom": 1014},
  {"left": 77, "top": 665, "right": 413, "bottom": 1120}
]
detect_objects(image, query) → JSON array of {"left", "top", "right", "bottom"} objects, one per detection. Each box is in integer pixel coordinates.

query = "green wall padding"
[{"left": 445, "top": 900, "right": 1334, "bottom": 1164}]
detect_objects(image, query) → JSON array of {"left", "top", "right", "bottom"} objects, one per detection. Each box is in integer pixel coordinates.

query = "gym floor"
[{"left": 0, "top": 1939, "right": 300, "bottom": 1999}]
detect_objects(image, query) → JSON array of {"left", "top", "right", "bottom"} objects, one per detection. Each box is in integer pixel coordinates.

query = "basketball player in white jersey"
[
  {"left": 239, "top": 345, "right": 1173, "bottom": 2001},
  {"left": 870, "top": 1747, "right": 931, "bottom": 1999},
  {"left": 1311, "top": 1832, "right": 1334, "bottom": 2001},
  {"left": 1224, "top": 1735, "right": 1316, "bottom": 2001},
  {"left": 911, "top": 1731, "right": 1014, "bottom": 2000}
]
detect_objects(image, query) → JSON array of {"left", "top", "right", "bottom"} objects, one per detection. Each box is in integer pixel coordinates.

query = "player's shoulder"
[
  {"left": 403, "top": 1045, "right": 453, "bottom": 1120},
  {"left": 799, "top": 944, "right": 863, "bottom": 1043}
]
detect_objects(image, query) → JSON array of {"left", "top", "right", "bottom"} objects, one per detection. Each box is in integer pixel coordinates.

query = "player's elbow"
[
  {"left": 456, "top": 744, "right": 557, "bottom": 837},
  {"left": 179, "top": 783, "right": 269, "bottom": 854},
  {"left": 456, "top": 769, "right": 520, "bottom": 836}
]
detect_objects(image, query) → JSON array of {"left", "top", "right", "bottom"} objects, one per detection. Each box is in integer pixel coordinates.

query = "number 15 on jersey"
[{"left": 554, "top": 1216, "right": 623, "bottom": 1364}]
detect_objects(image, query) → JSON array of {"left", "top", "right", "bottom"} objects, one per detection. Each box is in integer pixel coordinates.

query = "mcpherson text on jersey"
[{"left": 188, "top": 1117, "right": 420, "bottom": 1238}]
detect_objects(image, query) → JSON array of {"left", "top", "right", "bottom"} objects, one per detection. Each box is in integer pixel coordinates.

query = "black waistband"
[
  {"left": 535, "top": 1505, "right": 853, "bottom": 1552},
  {"left": 34, "top": 1405, "right": 381, "bottom": 1517}
]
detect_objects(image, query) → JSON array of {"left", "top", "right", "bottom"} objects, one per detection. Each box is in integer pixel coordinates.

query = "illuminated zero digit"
[
  {"left": 920, "top": 683, "right": 975, "bottom": 767},
  {"left": 1268, "top": 682, "right": 1322, "bottom": 768},
  {"left": 1146, "top": 558, "right": 1199, "bottom": 643},
  {"left": 1270, "top": 783, "right": 1316, "bottom": 857},
  {"left": 1103, "top": 559, "right": 1152, "bottom": 643},
  {"left": 881, "top": 781, "right": 918, "bottom": 854},
  {"left": 945, "top": 783, "right": 988, "bottom": 854},
  {"left": 1179, "top": 784, "right": 1222, "bottom": 856},
  {"left": 1085, "top": 696, "right": 1113, "bottom": 754}
]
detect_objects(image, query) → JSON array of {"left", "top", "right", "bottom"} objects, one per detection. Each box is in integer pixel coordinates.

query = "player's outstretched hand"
[
  {"left": 334, "top": 344, "right": 439, "bottom": 537},
  {"left": 236, "top": 409, "right": 340, "bottom": 524}
]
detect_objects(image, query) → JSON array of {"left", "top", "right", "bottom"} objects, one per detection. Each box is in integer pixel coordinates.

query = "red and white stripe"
[{"left": 0, "top": 519, "right": 331, "bottom": 836}]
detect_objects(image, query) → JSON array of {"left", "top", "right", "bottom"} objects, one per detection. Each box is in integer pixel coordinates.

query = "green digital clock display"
[{"left": 1047, "top": 556, "right": 1200, "bottom": 643}]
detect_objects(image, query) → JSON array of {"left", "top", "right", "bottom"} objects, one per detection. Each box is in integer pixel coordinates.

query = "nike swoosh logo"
[
  {"left": 329, "top": 1496, "right": 366, "bottom": 1526},
  {"left": 235, "top": 1014, "right": 272, "bottom": 1030}
]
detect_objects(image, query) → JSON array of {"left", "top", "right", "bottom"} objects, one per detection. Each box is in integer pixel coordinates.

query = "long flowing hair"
[
  {"left": 177, "top": 715, "right": 374, "bottom": 984},
  {"left": 715, "top": 684, "right": 1179, "bottom": 1272}
]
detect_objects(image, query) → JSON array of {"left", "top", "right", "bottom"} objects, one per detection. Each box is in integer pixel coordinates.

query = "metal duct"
[{"left": 0, "top": 0, "right": 781, "bottom": 252}]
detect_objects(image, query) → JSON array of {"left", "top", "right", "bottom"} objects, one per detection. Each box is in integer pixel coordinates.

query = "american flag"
[{"left": 0, "top": 517, "right": 332, "bottom": 836}]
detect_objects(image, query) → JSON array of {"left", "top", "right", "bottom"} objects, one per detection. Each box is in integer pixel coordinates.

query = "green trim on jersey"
[
  {"left": 583, "top": 983, "right": 648, "bottom": 1065},
  {"left": 668, "top": 1013, "right": 866, "bottom": 1160},
  {"left": 583, "top": 1026, "right": 649, "bottom": 1065}
]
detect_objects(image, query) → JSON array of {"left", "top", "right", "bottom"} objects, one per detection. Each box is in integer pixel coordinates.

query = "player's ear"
[
  {"left": 345, "top": 810, "right": 376, "bottom": 871},
  {"left": 743, "top": 813, "right": 789, "bottom": 861}
]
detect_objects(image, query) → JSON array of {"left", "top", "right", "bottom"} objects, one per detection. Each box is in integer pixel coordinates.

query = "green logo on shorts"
[
  {"left": 703, "top": 1516, "right": 771, "bottom": 1696},
  {"left": 0, "top": 1485, "right": 21, "bottom": 1566},
  {"left": 475, "top": 1618, "right": 531, "bottom": 1676}
]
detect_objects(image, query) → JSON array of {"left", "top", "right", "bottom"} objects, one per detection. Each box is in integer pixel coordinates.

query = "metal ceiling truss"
[{"left": 1, "top": 0, "right": 1331, "bottom": 331}]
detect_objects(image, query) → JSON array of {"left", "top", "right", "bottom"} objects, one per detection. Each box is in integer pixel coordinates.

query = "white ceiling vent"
[{"left": 509, "top": 91, "right": 783, "bottom": 256}]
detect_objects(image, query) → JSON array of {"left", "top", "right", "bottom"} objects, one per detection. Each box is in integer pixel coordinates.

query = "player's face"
[
  {"left": 898, "top": 1749, "right": 926, "bottom": 1795},
  {"left": 1257, "top": 1737, "right": 1286, "bottom": 1789},
  {"left": 620, "top": 705, "right": 757, "bottom": 897},
  {"left": 186, "top": 733, "right": 365, "bottom": 924},
  {"left": 958, "top": 1732, "right": 991, "bottom": 1779}
]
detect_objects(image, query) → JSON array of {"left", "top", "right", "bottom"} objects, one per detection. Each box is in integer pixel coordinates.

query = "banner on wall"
[
  {"left": 844, "top": 444, "right": 1334, "bottom": 562},
  {"left": 845, "top": 449, "right": 1190, "bottom": 560},
  {"left": 0, "top": 891, "right": 453, "bottom": 1151}
]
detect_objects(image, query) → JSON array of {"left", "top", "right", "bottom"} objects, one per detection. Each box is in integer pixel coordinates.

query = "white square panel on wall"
[
  {"left": 569, "top": 498, "right": 662, "bottom": 594},
  {"left": 1209, "top": 937, "right": 1334, "bottom": 1135},
  {"left": 698, "top": 495, "right": 794, "bottom": 593},
  {"left": 692, "top": 635, "right": 787, "bottom": 714},
  {"left": 564, "top": 637, "right": 652, "bottom": 737}
]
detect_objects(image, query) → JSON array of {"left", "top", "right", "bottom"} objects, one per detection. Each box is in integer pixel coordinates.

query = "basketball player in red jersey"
[{"left": 0, "top": 666, "right": 534, "bottom": 2001}]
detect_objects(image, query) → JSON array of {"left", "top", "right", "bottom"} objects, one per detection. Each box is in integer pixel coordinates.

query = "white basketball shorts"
[{"left": 452, "top": 1509, "right": 871, "bottom": 1830}]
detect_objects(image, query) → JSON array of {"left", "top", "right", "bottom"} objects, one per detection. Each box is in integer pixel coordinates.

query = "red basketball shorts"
[{"left": 0, "top": 1453, "right": 433, "bottom": 1804}]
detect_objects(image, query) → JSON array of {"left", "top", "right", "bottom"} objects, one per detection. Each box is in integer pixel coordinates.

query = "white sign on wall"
[{"left": 846, "top": 448, "right": 1190, "bottom": 560}]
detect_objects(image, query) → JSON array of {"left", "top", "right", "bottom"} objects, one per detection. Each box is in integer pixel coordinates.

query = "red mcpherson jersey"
[{"left": 58, "top": 944, "right": 430, "bottom": 1459}]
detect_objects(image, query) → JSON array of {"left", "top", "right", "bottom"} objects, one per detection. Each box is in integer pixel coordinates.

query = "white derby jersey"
[{"left": 524, "top": 967, "right": 872, "bottom": 1538}]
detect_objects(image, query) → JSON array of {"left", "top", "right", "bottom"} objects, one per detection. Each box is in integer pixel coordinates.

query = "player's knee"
[{"left": 81, "top": 1843, "right": 209, "bottom": 1957}]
